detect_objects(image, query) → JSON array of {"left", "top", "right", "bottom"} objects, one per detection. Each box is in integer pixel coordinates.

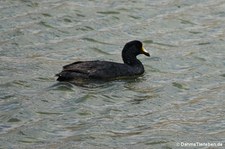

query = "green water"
[{"left": 0, "top": 0, "right": 225, "bottom": 148}]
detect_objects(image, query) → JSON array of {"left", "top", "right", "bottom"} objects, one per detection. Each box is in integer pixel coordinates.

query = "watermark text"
[{"left": 176, "top": 142, "right": 223, "bottom": 147}]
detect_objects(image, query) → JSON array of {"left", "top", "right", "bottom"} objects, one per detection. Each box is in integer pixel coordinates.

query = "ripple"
[
  {"left": 0, "top": 102, "right": 20, "bottom": 112},
  {"left": 7, "top": 118, "right": 21, "bottom": 123},
  {"left": 48, "top": 82, "right": 76, "bottom": 91},
  {"left": 172, "top": 82, "right": 189, "bottom": 90},
  {"left": 81, "top": 37, "right": 114, "bottom": 45},
  {"left": 90, "top": 47, "right": 112, "bottom": 55},
  {"left": 108, "top": 130, "right": 142, "bottom": 137},
  {"left": 97, "top": 11, "right": 120, "bottom": 15}
]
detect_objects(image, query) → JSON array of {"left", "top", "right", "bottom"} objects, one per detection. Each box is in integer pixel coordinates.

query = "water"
[{"left": 0, "top": 0, "right": 225, "bottom": 148}]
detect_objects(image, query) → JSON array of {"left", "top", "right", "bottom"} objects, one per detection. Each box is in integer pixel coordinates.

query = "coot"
[{"left": 56, "top": 40, "right": 150, "bottom": 81}]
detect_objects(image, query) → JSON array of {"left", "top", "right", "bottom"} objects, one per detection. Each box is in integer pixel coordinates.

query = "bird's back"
[{"left": 56, "top": 60, "right": 143, "bottom": 81}]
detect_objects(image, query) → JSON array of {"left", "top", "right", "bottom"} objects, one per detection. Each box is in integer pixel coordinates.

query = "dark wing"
[
  {"left": 56, "top": 61, "right": 144, "bottom": 81},
  {"left": 62, "top": 61, "right": 101, "bottom": 75},
  {"left": 56, "top": 60, "right": 133, "bottom": 81},
  {"left": 56, "top": 61, "right": 100, "bottom": 80}
]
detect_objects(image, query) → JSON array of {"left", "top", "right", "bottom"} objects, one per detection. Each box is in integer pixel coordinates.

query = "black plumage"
[{"left": 56, "top": 40, "right": 150, "bottom": 81}]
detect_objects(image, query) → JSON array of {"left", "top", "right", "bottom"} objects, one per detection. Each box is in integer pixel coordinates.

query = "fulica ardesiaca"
[{"left": 56, "top": 40, "right": 150, "bottom": 81}]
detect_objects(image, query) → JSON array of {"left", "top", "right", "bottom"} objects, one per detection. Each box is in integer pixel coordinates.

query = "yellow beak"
[{"left": 141, "top": 47, "right": 150, "bottom": 56}]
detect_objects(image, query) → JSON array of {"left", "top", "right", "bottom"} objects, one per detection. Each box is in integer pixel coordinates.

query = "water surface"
[{"left": 0, "top": 0, "right": 225, "bottom": 148}]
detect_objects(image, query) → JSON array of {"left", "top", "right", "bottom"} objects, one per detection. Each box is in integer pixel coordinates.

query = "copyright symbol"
[{"left": 176, "top": 142, "right": 180, "bottom": 146}]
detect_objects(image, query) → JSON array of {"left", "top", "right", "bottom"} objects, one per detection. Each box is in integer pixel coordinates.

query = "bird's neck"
[
  {"left": 122, "top": 48, "right": 141, "bottom": 66},
  {"left": 122, "top": 55, "right": 139, "bottom": 65}
]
